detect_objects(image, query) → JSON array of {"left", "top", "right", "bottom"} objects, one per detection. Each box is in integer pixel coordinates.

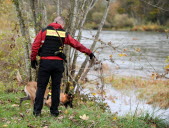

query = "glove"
[
  {"left": 89, "top": 53, "right": 95, "bottom": 59},
  {"left": 31, "top": 60, "right": 38, "bottom": 69}
]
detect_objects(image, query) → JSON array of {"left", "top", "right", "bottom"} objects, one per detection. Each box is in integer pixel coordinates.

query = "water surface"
[{"left": 79, "top": 30, "right": 169, "bottom": 77}]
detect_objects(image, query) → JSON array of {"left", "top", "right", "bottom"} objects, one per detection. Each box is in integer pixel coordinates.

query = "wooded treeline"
[
  {"left": 117, "top": 0, "right": 169, "bottom": 25},
  {"left": 85, "top": 0, "right": 169, "bottom": 29}
]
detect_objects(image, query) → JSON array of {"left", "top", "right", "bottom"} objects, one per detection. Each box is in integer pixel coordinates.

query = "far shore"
[{"left": 85, "top": 24, "right": 169, "bottom": 33}]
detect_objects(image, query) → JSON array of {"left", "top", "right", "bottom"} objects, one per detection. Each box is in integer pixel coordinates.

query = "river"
[{"left": 79, "top": 30, "right": 169, "bottom": 78}]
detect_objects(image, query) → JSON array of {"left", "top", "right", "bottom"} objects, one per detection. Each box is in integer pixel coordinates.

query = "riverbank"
[
  {"left": 85, "top": 24, "right": 169, "bottom": 33},
  {"left": 104, "top": 75, "right": 169, "bottom": 109},
  {"left": 0, "top": 85, "right": 168, "bottom": 128},
  {"left": 130, "top": 24, "right": 169, "bottom": 33}
]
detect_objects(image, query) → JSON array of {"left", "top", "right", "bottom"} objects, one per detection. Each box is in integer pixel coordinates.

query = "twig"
[{"left": 139, "top": 0, "right": 169, "bottom": 12}]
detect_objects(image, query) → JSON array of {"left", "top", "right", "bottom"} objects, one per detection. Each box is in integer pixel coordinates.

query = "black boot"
[
  {"left": 50, "top": 110, "right": 59, "bottom": 117},
  {"left": 33, "top": 111, "right": 41, "bottom": 117}
]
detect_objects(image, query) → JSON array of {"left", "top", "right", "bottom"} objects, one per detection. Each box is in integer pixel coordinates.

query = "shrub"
[
  {"left": 84, "top": 22, "right": 97, "bottom": 29},
  {"left": 131, "top": 23, "right": 165, "bottom": 32},
  {"left": 165, "top": 20, "right": 169, "bottom": 27},
  {"left": 112, "top": 14, "right": 135, "bottom": 28},
  {"left": 92, "top": 12, "right": 103, "bottom": 24}
]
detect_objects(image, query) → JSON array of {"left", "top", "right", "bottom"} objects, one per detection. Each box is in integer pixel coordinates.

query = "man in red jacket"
[{"left": 30, "top": 16, "right": 95, "bottom": 117}]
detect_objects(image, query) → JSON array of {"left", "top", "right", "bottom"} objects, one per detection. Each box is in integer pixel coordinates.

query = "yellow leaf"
[
  {"left": 68, "top": 81, "right": 73, "bottom": 85},
  {"left": 60, "top": 86, "right": 63, "bottom": 90},
  {"left": 91, "top": 93, "right": 96, "bottom": 96},
  {"left": 105, "top": 103, "right": 108, "bottom": 106},
  {"left": 113, "top": 116, "right": 117, "bottom": 120},
  {"left": 79, "top": 114, "right": 89, "bottom": 120},
  {"left": 64, "top": 110, "right": 68, "bottom": 114},
  {"left": 118, "top": 53, "right": 127, "bottom": 57},
  {"left": 164, "top": 65, "right": 169, "bottom": 69},
  {"left": 135, "top": 48, "right": 141, "bottom": 52},
  {"left": 112, "top": 99, "right": 116, "bottom": 103},
  {"left": 151, "top": 72, "right": 158, "bottom": 79},
  {"left": 70, "top": 86, "right": 74, "bottom": 90},
  {"left": 109, "top": 55, "right": 113, "bottom": 58}
]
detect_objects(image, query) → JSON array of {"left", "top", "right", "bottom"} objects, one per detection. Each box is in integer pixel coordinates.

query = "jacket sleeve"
[
  {"left": 64, "top": 34, "right": 92, "bottom": 55},
  {"left": 30, "top": 30, "right": 43, "bottom": 60}
]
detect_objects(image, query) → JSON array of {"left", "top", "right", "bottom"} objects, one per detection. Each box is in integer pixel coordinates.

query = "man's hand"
[
  {"left": 89, "top": 53, "right": 99, "bottom": 67},
  {"left": 31, "top": 60, "right": 38, "bottom": 69},
  {"left": 89, "top": 53, "right": 95, "bottom": 60}
]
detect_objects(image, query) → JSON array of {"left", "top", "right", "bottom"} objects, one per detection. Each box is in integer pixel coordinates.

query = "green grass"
[
  {"left": 117, "top": 112, "right": 168, "bottom": 128},
  {"left": 0, "top": 90, "right": 113, "bottom": 128},
  {"left": 0, "top": 87, "right": 168, "bottom": 128}
]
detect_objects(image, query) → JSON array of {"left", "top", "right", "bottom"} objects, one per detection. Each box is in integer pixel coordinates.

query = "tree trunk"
[
  {"left": 30, "top": 0, "right": 38, "bottom": 34},
  {"left": 43, "top": 4, "right": 48, "bottom": 26},
  {"left": 13, "top": 0, "right": 32, "bottom": 81},
  {"left": 56, "top": 0, "right": 60, "bottom": 16}
]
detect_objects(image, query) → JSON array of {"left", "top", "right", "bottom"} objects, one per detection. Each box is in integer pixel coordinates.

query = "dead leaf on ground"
[
  {"left": 79, "top": 114, "right": 89, "bottom": 120},
  {"left": 12, "top": 104, "right": 19, "bottom": 107},
  {"left": 151, "top": 124, "right": 157, "bottom": 128},
  {"left": 58, "top": 116, "right": 64, "bottom": 120},
  {"left": 27, "top": 124, "right": 35, "bottom": 128},
  {"left": 6, "top": 121, "right": 11, "bottom": 124},
  {"left": 64, "top": 110, "right": 68, "bottom": 114},
  {"left": 24, "top": 103, "right": 29, "bottom": 106},
  {"left": 19, "top": 113, "right": 24, "bottom": 118},
  {"left": 69, "top": 115, "right": 74, "bottom": 120},
  {"left": 2, "top": 125, "right": 8, "bottom": 127}
]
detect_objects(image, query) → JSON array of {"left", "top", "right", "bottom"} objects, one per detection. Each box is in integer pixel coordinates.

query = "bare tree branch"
[{"left": 74, "top": 0, "right": 111, "bottom": 91}]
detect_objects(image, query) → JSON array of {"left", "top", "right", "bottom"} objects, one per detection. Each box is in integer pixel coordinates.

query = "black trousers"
[{"left": 33, "top": 59, "right": 64, "bottom": 114}]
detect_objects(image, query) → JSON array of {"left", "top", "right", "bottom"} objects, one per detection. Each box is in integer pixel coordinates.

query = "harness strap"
[{"left": 46, "top": 92, "right": 52, "bottom": 100}]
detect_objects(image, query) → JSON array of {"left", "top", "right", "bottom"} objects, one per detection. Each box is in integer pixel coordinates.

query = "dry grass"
[
  {"left": 105, "top": 75, "right": 169, "bottom": 108},
  {"left": 139, "top": 81, "right": 169, "bottom": 109},
  {"left": 105, "top": 76, "right": 148, "bottom": 89},
  {"left": 131, "top": 24, "right": 166, "bottom": 32}
]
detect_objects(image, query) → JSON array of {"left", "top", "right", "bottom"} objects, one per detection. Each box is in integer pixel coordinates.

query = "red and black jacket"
[{"left": 31, "top": 23, "right": 92, "bottom": 61}]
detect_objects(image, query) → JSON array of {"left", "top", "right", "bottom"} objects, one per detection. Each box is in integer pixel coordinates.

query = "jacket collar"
[{"left": 47, "top": 23, "right": 63, "bottom": 29}]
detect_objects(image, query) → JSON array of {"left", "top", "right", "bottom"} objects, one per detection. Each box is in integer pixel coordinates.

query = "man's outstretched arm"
[{"left": 64, "top": 34, "right": 95, "bottom": 59}]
